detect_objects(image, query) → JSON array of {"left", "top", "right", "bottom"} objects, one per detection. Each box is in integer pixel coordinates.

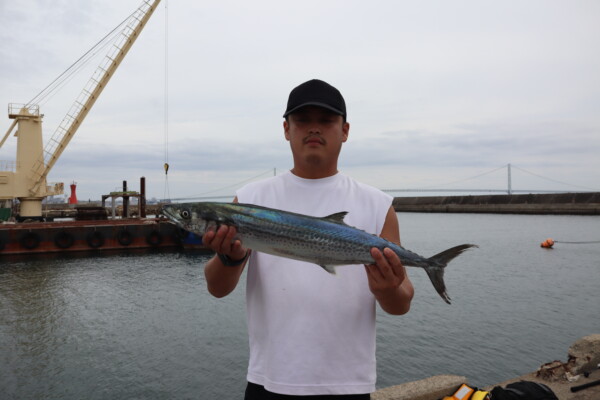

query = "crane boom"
[{"left": 29, "top": 0, "right": 161, "bottom": 195}]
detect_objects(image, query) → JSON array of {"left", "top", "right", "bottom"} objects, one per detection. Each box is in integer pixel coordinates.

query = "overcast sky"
[{"left": 1, "top": 0, "right": 599, "bottom": 201}]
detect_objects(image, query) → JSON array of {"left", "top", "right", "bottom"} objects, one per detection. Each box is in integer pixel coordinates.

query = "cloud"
[
  {"left": 344, "top": 119, "right": 598, "bottom": 169},
  {"left": 1, "top": 0, "right": 599, "bottom": 200}
]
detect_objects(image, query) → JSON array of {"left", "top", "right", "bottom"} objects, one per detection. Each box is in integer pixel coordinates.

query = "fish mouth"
[{"left": 161, "top": 205, "right": 180, "bottom": 223}]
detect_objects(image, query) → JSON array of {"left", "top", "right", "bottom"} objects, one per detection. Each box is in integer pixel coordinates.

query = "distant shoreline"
[{"left": 393, "top": 192, "right": 600, "bottom": 215}]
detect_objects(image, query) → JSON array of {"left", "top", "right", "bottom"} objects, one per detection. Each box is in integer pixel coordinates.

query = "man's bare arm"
[{"left": 365, "top": 206, "right": 415, "bottom": 315}]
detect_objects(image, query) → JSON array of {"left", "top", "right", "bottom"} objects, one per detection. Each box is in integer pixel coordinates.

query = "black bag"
[{"left": 490, "top": 380, "right": 558, "bottom": 400}]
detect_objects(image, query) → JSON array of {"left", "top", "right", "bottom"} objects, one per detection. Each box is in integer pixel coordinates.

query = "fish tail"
[{"left": 425, "top": 244, "right": 477, "bottom": 304}]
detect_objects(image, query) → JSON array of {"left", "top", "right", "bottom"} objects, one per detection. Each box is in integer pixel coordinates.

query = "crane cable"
[
  {"left": 163, "top": 0, "right": 171, "bottom": 202},
  {"left": 26, "top": 10, "right": 135, "bottom": 107}
]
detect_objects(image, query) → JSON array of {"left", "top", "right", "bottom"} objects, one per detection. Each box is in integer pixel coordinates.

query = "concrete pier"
[
  {"left": 393, "top": 192, "right": 600, "bottom": 215},
  {"left": 372, "top": 375, "right": 466, "bottom": 400}
]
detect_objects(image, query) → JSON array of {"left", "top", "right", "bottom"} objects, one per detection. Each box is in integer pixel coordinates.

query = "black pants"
[{"left": 244, "top": 382, "right": 370, "bottom": 400}]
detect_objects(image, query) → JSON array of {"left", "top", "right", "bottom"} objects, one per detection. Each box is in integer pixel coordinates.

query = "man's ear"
[
  {"left": 284, "top": 120, "right": 290, "bottom": 141},
  {"left": 342, "top": 122, "right": 350, "bottom": 142}
]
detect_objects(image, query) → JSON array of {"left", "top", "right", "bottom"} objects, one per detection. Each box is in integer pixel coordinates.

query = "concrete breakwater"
[
  {"left": 393, "top": 192, "right": 600, "bottom": 215},
  {"left": 372, "top": 334, "right": 600, "bottom": 400}
]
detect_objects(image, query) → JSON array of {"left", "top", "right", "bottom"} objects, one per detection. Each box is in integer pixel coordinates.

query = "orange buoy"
[{"left": 540, "top": 238, "right": 555, "bottom": 248}]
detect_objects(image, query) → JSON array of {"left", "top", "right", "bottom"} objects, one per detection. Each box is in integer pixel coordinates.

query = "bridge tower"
[{"left": 507, "top": 163, "right": 512, "bottom": 195}]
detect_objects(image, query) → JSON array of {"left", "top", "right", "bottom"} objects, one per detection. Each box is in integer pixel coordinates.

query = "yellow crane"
[{"left": 0, "top": 0, "right": 161, "bottom": 220}]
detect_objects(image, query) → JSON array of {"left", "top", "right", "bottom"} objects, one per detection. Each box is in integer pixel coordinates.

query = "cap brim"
[{"left": 283, "top": 102, "right": 345, "bottom": 118}]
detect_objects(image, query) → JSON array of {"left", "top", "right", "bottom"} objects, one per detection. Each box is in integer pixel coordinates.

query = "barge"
[{"left": 0, "top": 218, "right": 183, "bottom": 256}]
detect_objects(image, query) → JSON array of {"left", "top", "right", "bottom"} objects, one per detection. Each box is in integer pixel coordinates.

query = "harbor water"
[{"left": 2, "top": 213, "right": 599, "bottom": 399}]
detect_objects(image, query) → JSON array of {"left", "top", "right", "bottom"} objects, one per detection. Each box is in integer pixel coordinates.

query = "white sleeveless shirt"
[{"left": 236, "top": 171, "right": 392, "bottom": 395}]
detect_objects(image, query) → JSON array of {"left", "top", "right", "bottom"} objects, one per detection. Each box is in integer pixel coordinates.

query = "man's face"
[{"left": 284, "top": 106, "right": 349, "bottom": 168}]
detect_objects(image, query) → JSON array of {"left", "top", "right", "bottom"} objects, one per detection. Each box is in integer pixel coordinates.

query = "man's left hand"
[{"left": 365, "top": 247, "right": 407, "bottom": 297}]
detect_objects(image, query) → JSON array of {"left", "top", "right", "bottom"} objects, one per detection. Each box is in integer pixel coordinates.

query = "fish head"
[
  {"left": 161, "top": 202, "right": 235, "bottom": 235},
  {"left": 161, "top": 203, "right": 209, "bottom": 235}
]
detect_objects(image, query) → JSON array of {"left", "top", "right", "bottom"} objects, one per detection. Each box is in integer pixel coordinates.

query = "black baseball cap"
[{"left": 283, "top": 79, "right": 346, "bottom": 118}]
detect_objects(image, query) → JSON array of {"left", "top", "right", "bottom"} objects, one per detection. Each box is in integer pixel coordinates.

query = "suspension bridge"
[
  {"left": 381, "top": 164, "right": 596, "bottom": 195},
  {"left": 167, "top": 164, "right": 598, "bottom": 202}
]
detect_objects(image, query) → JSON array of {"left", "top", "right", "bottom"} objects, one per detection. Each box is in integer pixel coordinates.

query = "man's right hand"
[
  {"left": 203, "top": 225, "right": 247, "bottom": 262},
  {"left": 204, "top": 225, "right": 248, "bottom": 298}
]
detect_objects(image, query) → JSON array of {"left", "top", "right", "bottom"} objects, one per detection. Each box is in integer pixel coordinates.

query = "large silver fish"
[{"left": 162, "top": 202, "right": 477, "bottom": 304}]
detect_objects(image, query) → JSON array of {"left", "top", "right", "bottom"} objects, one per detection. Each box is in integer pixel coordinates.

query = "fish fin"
[
  {"left": 424, "top": 267, "right": 451, "bottom": 304},
  {"left": 425, "top": 244, "right": 478, "bottom": 305},
  {"left": 322, "top": 211, "right": 349, "bottom": 224},
  {"left": 319, "top": 265, "right": 337, "bottom": 275},
  {"left": 429, "top": 244, "right": 477, "bottom": 266}
]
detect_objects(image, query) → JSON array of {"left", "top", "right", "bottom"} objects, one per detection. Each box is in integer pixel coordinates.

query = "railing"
[
  {"left": 46, "top": 182, "right": 64, "bottom": 196},
  {"left": 8, "top": 103, "right": 39, "bottom": 118}
]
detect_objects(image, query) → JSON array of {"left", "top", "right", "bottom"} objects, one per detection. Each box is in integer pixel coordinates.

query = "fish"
[{"left": 162, "top": 202, "right": 477, "bottom": 304}]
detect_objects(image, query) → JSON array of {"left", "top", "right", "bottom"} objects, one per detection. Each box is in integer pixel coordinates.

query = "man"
[{"left": 203, "top": 79, "right": 414, "bottom": 399}]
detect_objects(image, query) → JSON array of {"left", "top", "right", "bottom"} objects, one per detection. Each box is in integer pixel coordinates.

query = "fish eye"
[{"left": 181, "top": 210, "right": 190, "bottom": 219}]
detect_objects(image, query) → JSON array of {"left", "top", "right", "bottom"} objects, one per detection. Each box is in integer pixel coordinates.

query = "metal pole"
[
  {"left": 123, "top": 180, "right": 128, "bottom": 218},
  {"left": 140, "top": 177, "right": 146, "bottom": 218},
  {"left": 507, "top": 163, "right": 512, "bottom": 195}
]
